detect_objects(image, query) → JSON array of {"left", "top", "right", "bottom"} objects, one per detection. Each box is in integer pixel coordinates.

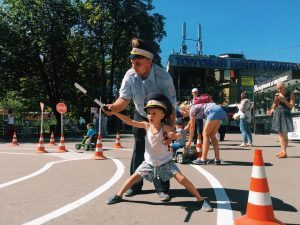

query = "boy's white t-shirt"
[{"left": 144, "top": 124, "right": 172, "bottom": 167}]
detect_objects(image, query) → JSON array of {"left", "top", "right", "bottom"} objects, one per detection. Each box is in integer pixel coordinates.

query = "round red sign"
[{"left": 56, "top": 103, "right": 67, "bottom": 114}]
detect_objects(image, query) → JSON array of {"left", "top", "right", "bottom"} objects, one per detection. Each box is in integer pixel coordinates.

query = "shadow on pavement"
[
  {"left": 286, "top": 156, "right": 300, "bottom": 158},
  {"left": 216, "top": 188, "right": 297, "bottom": 215},
  {"left": 220, "top": 161, "right": 273, "bottom": 167},
  {"left": 119, "top": 198, "right": 202, "bottom": 223},
  {"left": 120, "top": 188, "right": 297, "bottom": 223}
]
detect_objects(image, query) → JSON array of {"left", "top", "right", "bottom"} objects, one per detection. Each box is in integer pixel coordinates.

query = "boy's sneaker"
[
  {"left": 124, "top": 188, "right": 142, "bottom": 197},
  {"left": 106, "top": 194, "right": 122, "bottom": 205},
  {"left": 200, "top": 199, "right": 213, "bottom": 212},
  {"left": 192, "top": 159, "right": 207, "bottom": 165},
  {"left": 158, "top": 192, "right": 171, "bottom": 202}
]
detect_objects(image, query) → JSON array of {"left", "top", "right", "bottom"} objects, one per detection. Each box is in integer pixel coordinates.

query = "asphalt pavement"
[{"left": 0, "top": 133, "right": 299, "bottom": 225}]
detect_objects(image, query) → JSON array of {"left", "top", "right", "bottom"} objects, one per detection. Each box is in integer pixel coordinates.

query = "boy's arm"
[
  {"left": 113, "top": 112, "right": 147, "bottom": 130},
  {"left": 165, "top": 125, "right": 183, "bottom": 140},
  {"left": 169, "top": 132, "right": 183, "bottom": 140},
  {"left": 165, "top": 107, "right": 176, "bottom": 129}
]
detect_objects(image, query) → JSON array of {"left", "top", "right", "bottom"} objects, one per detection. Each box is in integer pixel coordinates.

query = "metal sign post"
[
  {"left": 99, "top": 97, "right": 102, "bottom": 135},
  {"left": 40, "top": 102, "right": 44, "bottom": 134},
  {"left": 56, "top": 103, "right": 67, "bottom": 135}
]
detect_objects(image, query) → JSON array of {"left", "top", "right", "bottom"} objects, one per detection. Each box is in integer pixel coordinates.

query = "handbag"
[{"left": 193, "top": 94, "right": 212, "bottom": 104}]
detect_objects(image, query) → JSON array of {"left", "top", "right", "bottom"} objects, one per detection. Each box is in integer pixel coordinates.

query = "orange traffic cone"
[
  {"left": 49, "top": 132, "right": 56, "bottom": 146},
  {"left": 37, "top": 133, "right": 48, "bottom": 153},
  {"left": 234, "top": 149, "right": 285, "bottom": 225},
  {"left": 57, "top": 133, "right": 68, "bottom": 152},
  {"left": 92, "top": 133, "right": 106, "bottom": 160},
  {"left": 11, "top": 131, "right": 19, "bottom": 146},
  {"left": 195, "top": 134, "right": 202, "bottom": 159},
  {"left": 114, "top": 132, "right": 123, "bottom": 148}
]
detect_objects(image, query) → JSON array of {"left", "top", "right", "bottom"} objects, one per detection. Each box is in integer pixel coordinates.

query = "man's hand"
[
  {"left": 104, "top": 98, "right": 130, "bottom": 116},
  {"left": 103, "top": 104, "right": 115, "bottom": 116}
]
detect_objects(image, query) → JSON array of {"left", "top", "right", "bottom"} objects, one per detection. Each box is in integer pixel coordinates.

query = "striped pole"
[{"left": 234, "top": 149, "right": 285, "bottom": 225}]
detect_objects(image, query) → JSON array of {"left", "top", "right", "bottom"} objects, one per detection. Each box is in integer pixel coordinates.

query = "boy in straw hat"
[{"left": 106, "top": 95, "right": 212, "bottom": 212}]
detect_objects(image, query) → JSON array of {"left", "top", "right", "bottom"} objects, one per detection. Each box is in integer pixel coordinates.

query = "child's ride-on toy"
[
  {"left": 173, "top": 146, "right": 197, "bottom": 164},
  {"left": 75, "top": 135, "right": 97, "bottom": 151}
]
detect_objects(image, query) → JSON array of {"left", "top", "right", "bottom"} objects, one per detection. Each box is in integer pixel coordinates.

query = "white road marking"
[
  {"left": 191, "top": 165, "right": 234, "bottom": 225},
  {"left": 0, "top": 158, "right": 88, "bottom": 189},
  {"left": 23, "top": 158, "right": 124, "bottom": 225},
  {"left": 1, "top": 147, "right": 231, "bottom": 224}
]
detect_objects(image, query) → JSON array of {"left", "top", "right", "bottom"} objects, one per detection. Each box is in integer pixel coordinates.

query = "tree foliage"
[{"left": 0, "top": 0, "right": 166, "bottom": 125}]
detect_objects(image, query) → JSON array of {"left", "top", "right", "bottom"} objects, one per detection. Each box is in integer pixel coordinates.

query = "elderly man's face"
[
  {"left": 192, "top": 91, "right": 198, "bottom": 97},
  {"left": 131, "top": 58, "right": 152, "bottom": 78}
]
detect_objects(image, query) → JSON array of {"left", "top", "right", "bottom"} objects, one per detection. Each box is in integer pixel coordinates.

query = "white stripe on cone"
[
  {"left": 251, "top": 165, "right": 267, "bottom": 179},
  {"left": 248, "top": 191, "right": 272, "bottom": 206}
]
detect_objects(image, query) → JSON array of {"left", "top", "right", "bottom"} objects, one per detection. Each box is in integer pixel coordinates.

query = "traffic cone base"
[
  {"left": 58, "top": 146, "right": 68, "bottom": 152},
  {"left": 92, "top": 151, "right": 107, "bottom": 160},
  {"left": 234, "top": 215, "right": 285, "bottom": 225},
  {"left": 37, "top": 147, "right": 48, "bottom": 154}
]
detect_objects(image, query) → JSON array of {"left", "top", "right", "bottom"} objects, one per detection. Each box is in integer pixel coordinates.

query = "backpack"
[{"left": 194, "top": 94, "right": 211, "bottom": 104}]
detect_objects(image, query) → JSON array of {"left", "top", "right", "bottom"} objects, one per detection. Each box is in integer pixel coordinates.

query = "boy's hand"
[
  {"left": 167, "top": 131, "right": 176, "bottom": 140},
  {"left": 162, "top": 132, "right": 172, "bottom": 145}
]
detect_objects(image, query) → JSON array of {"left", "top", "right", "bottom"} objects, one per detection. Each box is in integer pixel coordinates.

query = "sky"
[{"left": 152, "top": 0, "right": 300, "bottom": 67}]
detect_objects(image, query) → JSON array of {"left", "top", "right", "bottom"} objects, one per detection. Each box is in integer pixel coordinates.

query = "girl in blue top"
[{"left": 180, "top": 101, "right": 227, "bottom": 165}]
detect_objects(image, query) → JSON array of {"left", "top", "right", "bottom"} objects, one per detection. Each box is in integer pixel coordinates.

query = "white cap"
[
  {"left": 192, "top": 88, "right": 198, "bottom": 93},
  {"left": 144, "top": 100, "right": 167, "bottom": 110}
]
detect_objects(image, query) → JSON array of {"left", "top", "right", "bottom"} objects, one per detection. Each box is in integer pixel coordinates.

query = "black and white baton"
[{"left": 74, "top": 83, "right": 110, "bottom": 111}]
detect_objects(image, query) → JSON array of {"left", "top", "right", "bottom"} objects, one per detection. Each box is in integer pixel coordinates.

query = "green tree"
[{"left": 0, "top": 0, "right": 166, "bottom": 128}]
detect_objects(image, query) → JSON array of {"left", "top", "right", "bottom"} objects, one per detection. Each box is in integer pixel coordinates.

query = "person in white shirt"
[{"left": 6, "top": 109, "right": 15, "bottom": 139}]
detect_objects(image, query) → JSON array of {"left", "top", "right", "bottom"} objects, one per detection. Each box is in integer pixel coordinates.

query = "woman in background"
[
  {"left": 238, "top": 92, "right": 253, "bottom": 147},
  {"left": 268, "top": 82, "right": 294, "bottom": 158}
]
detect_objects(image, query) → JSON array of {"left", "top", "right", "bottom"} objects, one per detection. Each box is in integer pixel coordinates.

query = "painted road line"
[
  {"left": 0, "top": 158, "right": 87, "bottom": 189},
  {"left": 191, "top": 165, "right": 234, "bottom": 225},
  {"left": 0, "top": 152, "right": 40, "bottom": 156},
  {"left": 23, "top": 158, "right": 124, "bottom": 225}
]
